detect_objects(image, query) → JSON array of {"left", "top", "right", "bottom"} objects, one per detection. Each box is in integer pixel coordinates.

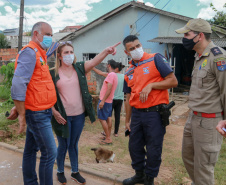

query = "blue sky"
[{"left": 0, "top": 0, "right": 225, "bottom": 33}]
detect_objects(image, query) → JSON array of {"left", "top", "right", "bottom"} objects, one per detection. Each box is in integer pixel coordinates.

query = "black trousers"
[
  {"left": 112, "top": 99, "right": 123, "bottom": 134},
  {"left": 129, "top": 108, "right": 165, "bottom": 178}
]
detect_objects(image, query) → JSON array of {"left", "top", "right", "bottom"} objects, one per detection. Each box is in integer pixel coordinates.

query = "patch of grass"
[
  {"left": 215, "top": 137, "right": 226, "bottom": 185},
  {"left": 0, "top": 86, "right": 11, "bottom": 100},
  {"left": 0, "top": 101, "right": 17, "bottom": 131},
  {"left": 162, "top": 129, "right": 189, "bottom": 185},
  {"left": 80, "top": 117, "right": 130, "bottom": 164},
  {"left": 163, "top": 128, "right": 226, "bottom": 185}
]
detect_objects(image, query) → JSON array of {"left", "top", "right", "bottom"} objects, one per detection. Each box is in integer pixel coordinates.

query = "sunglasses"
[{"left": 58, "top": 41, "right": 72, "bottom": 45}]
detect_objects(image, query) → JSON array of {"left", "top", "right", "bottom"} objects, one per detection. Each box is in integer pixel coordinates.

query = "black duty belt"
[{"left": 136, "top": 104, "right": 163, "bottom": 112}]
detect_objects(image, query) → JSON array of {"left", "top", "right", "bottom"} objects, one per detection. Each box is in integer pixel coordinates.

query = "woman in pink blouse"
[{"left": 51, "top": 41, "right": 120, "bottom": 185}]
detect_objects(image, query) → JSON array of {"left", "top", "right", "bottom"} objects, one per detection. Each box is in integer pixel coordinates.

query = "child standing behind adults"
[
  {"left": 93, "top": 62, "right": 125, "bottom": 137},
  {"left": 50, "top": 41, "right": 120, "bottom": 185},
  {"left": 96, "top": 60, "right": 118, "bottom": 145}
]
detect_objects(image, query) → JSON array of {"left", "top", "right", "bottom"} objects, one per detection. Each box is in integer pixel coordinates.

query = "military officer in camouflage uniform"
[{"left": 175, "top": 18, "right": 226, "bottom": 185}]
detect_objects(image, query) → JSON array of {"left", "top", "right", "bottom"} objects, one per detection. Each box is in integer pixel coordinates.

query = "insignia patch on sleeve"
[
  {"left": 163, "top": 58, "right": 168, "bottom": 63},
  {"left": 214, "top": 57, "right": 226, "bottom": 71},
  {"left": 211, "top": 47, "right": 223, "bottom": 56}
]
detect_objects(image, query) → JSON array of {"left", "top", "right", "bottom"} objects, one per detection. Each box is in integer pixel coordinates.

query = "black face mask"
[{"left": 182, "top": 34, "right": 199, "bottom": 50}]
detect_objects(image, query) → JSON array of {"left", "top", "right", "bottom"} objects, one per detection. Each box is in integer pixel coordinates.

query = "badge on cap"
[{"left": 211, "top": 47, "right": 223, "bottom": 56}]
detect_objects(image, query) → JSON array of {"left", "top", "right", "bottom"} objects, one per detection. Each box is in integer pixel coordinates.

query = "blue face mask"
[{"left": 38, "top": 33, "right": 52, "bottom": 49}]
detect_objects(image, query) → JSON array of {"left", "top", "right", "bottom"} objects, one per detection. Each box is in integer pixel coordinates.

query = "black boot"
[
  {"left": 144, "top": 175, "right": 154, "bottom": 185},
  {"left": 123, "top": 170, "right": 145, "bottom": 185}
]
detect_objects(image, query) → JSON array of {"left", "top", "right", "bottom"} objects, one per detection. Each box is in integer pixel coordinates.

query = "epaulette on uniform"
[{"left": 211, "top": 47, "right": 223, "bottom": 56}]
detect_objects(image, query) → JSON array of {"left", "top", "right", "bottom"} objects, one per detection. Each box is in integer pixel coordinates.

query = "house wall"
[
  {"left": 72, "top": 7, "right": 188, "bottom": 62},
  {"left": 72, "top": 8, "right": 137, "bottom": 64},
  {"left": 70, "top": 7, "right": 189, "bottom": 94}
]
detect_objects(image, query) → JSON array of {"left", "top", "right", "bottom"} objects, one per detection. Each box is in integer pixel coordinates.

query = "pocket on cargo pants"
[{"left": 201, "top": 144, "right": 221, "bottom": 166}]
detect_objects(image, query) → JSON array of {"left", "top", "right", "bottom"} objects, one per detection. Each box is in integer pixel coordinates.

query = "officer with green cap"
[{"left": 175, "top": 18, "right": 226, "bottom": 185}]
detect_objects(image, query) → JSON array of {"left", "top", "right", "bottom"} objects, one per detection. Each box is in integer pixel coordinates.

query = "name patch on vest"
[
  {"left": 128, "top": 74, "right": 133, "bottom": 80},
  {"left": 143, "top": 67, "right": 149, "bottom": 74},
  {"left": 40, "top": 57, "right": 45, "bottom": 66}
]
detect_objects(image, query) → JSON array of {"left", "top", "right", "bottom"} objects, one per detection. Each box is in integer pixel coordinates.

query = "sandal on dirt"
[
  {"left": 99, "top": 141, "right": 112, "bottom": 145},
  {"left": 99, "top": 136, "right": 106, "bottom": 140},
  {"left": 114, "top": 134, "right": 118, "bottom": 137},
  {"left": 101, "top": 131, "right": 106, "bottom": 136}
]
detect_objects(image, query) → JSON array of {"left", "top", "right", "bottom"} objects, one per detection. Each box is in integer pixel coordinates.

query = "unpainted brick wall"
[
  {"left": 0, "top": 48, "right": 18, "bottom": 61},
  {"left": 0, "top": 54, "right": 102, "bottom": 97}
]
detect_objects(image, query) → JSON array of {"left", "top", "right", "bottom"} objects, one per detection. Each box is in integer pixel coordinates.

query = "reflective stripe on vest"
[
  {"left": 15, "top": 41, "right": 57, "bottom": 111},
  {"left": 125, "top": 52, "right": 169, "bottom": 109}
]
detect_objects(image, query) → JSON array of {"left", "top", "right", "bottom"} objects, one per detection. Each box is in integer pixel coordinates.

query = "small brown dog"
[{"left": 91, "top": 147, "right": 115, "bottom": 163}]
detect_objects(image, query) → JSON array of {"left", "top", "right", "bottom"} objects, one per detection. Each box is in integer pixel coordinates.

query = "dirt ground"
[{"left": 1, "top": 94, "right": 191, "bottom": 184}]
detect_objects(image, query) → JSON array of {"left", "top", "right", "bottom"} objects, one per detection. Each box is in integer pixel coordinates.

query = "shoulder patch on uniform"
[
  {"left": 215, "top": 57, "right": 226, "bottom": 71},
  {"left": 214, "top": 57, "right": 226, "bottom": 63},
  {"left": 211, "top": 47, "right": 223, "bottom": 56},
  {"left": 163, "top": 58, "right": 168, "bottom": 63}
]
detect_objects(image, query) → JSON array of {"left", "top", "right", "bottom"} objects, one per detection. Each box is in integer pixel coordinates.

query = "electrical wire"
[
  {"left": 130, "top": 0, "right": 161, "bottom": 33},
  {"left": 5, "top": 0, "right": 18, "bottom": 8},
  {"left": 135, "top": 0, "right": 172, "bottom": 34}
]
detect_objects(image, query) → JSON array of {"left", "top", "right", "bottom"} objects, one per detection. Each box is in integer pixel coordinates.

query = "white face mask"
[
  {"left": 130, "top": 47, "right": 144, "bottom": 61},
  {"left": 62, "top": 54, "right": 74, "bottom": 66}
]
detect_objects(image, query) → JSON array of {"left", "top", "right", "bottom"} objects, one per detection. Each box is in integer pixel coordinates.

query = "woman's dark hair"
[
  {"left": 117, "top": 62, "right": 125, "bottom": 71},
  {"left": 107, "top": 59, "right": 118, "bottom": 69}
]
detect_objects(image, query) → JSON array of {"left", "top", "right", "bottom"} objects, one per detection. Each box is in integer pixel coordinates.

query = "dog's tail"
[{"left": 91, "top": 148, "right": 97, "bottom": 151}]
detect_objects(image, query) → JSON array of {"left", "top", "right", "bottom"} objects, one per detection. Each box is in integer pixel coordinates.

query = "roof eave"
[
  {"left": 61, "top": 1, "right": 193, "bottom": 41},
  {"left": 61, "top": 2, "right": 133, "bottom": 41},
  {"left": 130, "top": 1, "right": 191, "bottom": 22}
]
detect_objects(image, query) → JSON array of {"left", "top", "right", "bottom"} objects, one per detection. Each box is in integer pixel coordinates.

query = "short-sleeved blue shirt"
[{"left": 123, "top": 53, "right": 173, "bottom": 94}]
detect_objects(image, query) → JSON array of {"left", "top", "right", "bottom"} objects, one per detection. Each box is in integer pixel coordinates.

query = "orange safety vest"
[
  {"left": 125, "top": 52, "right": 169, "bottom": 109},
  {"left": 15, "top": 41, "right": 57, "bottom": 111}
]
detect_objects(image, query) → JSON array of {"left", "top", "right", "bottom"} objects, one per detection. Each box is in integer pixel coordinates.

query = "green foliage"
[
  {"left": 0, "top": 86, "right": 11, "bottom": 100},
  {"left": 0, "top": 102, "right": 17, "bottom": 131},
  {"left": 0, "top": 33, "right": 9, "bottom": 49},
  {"left": 215, "top": 138, "right": 226, "bottom": 185},
  {"left": 25, "top": 31, "right": 31, "bottom": 36},
  {"left": 0, "top": 62, "right": 15, "bottom": 88},
  {"left": 210, "top": 3, "right": 226, "bottom": 12},
  {"left": 209, "top": 11, "right": 226, "bottom": 27},
  {"left": 208, "top": 3, "right": 226, "bottom": 27}
]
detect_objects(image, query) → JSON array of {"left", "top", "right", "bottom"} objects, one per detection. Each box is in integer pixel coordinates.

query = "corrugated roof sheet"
[{"left": 148, "top": 37, "right": 226, "bottom": 47}]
